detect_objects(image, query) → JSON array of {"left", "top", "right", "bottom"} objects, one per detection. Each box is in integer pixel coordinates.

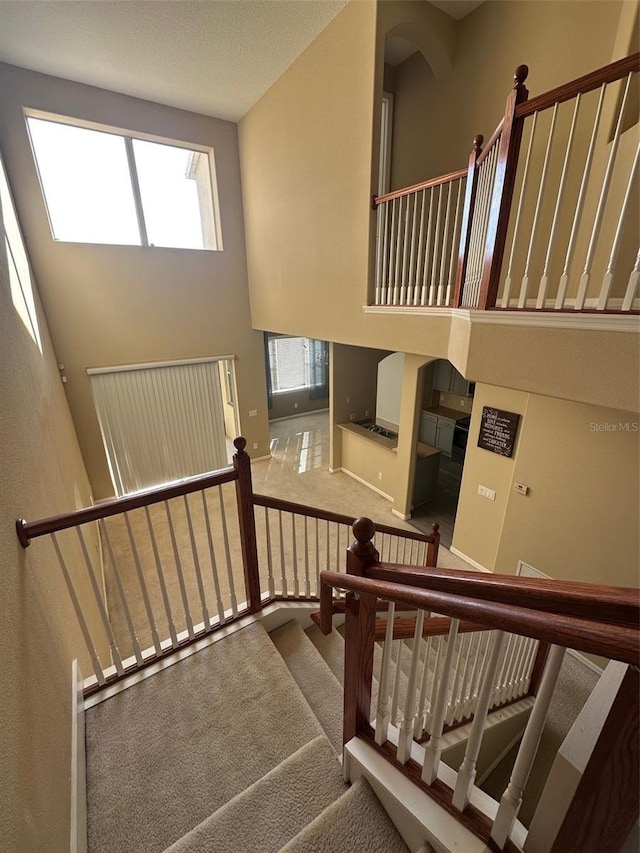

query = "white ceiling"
[{"left": 0, "top": 0, "right": 484, "bottom": 123}]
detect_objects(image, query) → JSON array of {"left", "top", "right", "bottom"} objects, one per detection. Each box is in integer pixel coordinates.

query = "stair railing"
[
  {"left": 372, "top": 53, "right": 640, "bottom": 314},
  {"left": 319, "top": 517, "right": 639, "bottom": 852},
  {"left": 16, "top": 439, "right": 438, "bottom": 695}
]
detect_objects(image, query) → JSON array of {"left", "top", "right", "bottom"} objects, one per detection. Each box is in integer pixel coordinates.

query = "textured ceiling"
[
  {"left": 0, "top": 1, "right": 484, "bottom": 122},
  {"left": 0, "top": 1, "right": 350, "bottom": 122}
]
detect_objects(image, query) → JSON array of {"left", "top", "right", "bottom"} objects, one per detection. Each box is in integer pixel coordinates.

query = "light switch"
[{"left": 477, "top": 484, "right": 495, "bottom": 500}]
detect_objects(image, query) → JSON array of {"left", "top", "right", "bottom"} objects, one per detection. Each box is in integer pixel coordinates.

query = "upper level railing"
[
  {"left": 319, "top": 517, "right": 639, "bottom": 852},
  {"left": 16, "top": 438, "right": 438, "bottom": 694},
  {"left": 372, "top": 53, "right": 640, "bottom": 314}
]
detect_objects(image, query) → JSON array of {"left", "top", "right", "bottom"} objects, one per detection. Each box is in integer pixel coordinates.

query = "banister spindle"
[
  {"left": 142, "top": 506, "right": 179, "bottom": 647},
  {"left": 622, "top": 246, "right": 640, "bottom": 311},
  {"left": 420, "top": 188, "right": 435, "bottom": 305},
  {"left": 491, "top": 645, "right": 566, "bottom": 848},
  {"left": 446, "top": 178, "right": 464, "bottom": 306},
  {"left": 375, "top": 601, "right": 396, "bottom": 745},
  {"left": 429, "top": 185, "right": 444, "bottom": 305},
  {"left": 422, "top": 617, "right": 460, "bottom": 783},
  {"left": 164, "top": 501, "right": 196, "bottom": 642},
  {"left": 397, "top": 609, "right": 426, "bottom": 763},
  {"left": 201, "top": 491, "right": 227, "bottom": 623},
  {"left": 393, "top": 197, "right": 402, "bottom": 305},
  {"left": 575, "top": 73, "right": 633, "bottom": 310},
  {"left": 453, "top": 630, "right": 506, "bottom": 811},
  {"left": 414, "top": 189, "right": 426, "bottom": 305},
  {"left": 381, "top": 201, "right": 391, "bottom": 305},
  {"left": 408, "top": 192, "right": 419, "bottom": 304},
  {"left": 100, "top": 519, "right": 145, "bottom": 665},
  {"left": 479, "top": 64, "right": 529, "bottom": 310},
  {"left": 183, "top": 494, "right": 211, "bottom": 630},
  {"left": 125, "top": 510, "right": 163, "bottom": 653},
  {"left": 454, "top": 134, "right": 484, "bottom": 307},
  {"left": 437, "top": 181, "right": 454, "bottom": 306},
  {"left": 218, "top": 485, "right": 239, "bottom": 616}
]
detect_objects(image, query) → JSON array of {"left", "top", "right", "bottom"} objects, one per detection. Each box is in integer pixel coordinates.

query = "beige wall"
[
  {"left": 269, "top": 388, "right": 329, "bottom": 421},
  {"left": 453, "top": 383, "right": 639, "bottom": 589},
  {"left": 1, "top": 149, "right": 106, "bottom": 850},
  {"left": 0, "top": 63, "right": 269, "bottom": 499}
]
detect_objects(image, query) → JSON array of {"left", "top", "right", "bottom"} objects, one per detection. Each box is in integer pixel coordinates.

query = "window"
[
  {"left": 265, "top": 334, "right": 328, "bottom": 400},
  {"left": 26, "top": 113, "right": 221, "bottom": 250}
]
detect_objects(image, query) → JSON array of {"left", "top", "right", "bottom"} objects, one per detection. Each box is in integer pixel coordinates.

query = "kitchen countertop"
[
  {"left": 338, "top": 422, "right": 442, "bottom": 459},
  {"left": 423, "top": 406, "right": 470, "bottom": 422}
]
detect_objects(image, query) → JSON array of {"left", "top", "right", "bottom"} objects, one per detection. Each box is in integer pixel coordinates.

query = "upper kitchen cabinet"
[{"left": 433, "top": 360, "right": 472, "bottom": 397}]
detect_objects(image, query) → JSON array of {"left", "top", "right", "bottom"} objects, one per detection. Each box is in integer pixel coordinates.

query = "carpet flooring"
[{"left": 86, "top": 622, "right": 324, "bottom": 853}]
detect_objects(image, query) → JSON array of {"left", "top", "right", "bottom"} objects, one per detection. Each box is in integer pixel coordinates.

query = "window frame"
[{"left": 23, "top": 108, "right": 223, "bottom": 251}]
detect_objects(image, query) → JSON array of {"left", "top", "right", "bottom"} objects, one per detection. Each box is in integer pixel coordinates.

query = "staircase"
[{"left": 84, "top": 619, "right": 435, "bottom": 853}]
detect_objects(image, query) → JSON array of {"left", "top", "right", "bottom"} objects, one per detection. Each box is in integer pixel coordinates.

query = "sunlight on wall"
[{"left": 0, "top": 157, "right": 42, "bottom": 351}]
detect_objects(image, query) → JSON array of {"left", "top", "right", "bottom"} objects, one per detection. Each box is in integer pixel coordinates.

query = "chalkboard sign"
[{"left": 478, "top": 407, "right": 520, "bottom": 458}]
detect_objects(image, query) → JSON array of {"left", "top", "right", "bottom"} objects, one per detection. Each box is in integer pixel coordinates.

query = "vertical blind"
[{"left": 88, "top": 357, "right": 229, "bottom": 497}]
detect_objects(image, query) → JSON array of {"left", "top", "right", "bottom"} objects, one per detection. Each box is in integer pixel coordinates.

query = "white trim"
[
  {"left": 87, "top": 354, "right": 235, "bottom": 376},
  {"left": 339, "top": 467, "right": 393, "bottom": 502},
  {"left": 450, "top": 546, "right": 491, "bottom": 573},
  {"left": 363, "top": 304, "right": 640, "bottom": 332},
  {"left": 250, "top": 454, "right": 272, "bottom": 463},
  {"left": 268, "top": 407, "right": 329, "bottom": 422},
  {"left": 70, "top": 660, "right": 86, "bottom": 853},
  {"left": 391, "top": 508, "right": 411, "bottom": 521}
]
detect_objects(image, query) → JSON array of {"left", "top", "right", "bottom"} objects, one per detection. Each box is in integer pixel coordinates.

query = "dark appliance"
[{"left": 452, "top": 416, "right": 471, "bottom": 464}]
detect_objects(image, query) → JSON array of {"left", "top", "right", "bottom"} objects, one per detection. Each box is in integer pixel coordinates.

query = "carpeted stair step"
[
  {"left": 279, "top": 777, "right": 410, "bottom": 852},
  {"left": 163, "top": 735, "right": 346, "bottom": 853},
  {"left": 270, "top": 621, "right": 344, "bottom": 754},
  {"left": 86, "top": 622, "right": 325, "bottom": 853},
  {"left": 306, "top": 623, "right": 345, "bottom": 683}
]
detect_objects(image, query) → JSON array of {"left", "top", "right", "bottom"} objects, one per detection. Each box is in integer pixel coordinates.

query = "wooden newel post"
[
  {"left": 233, "top": 436, "right": 262, "bottom": 614},
  {"left": 453, "top": 134, "right": 484, "bottom": 307},
  {"left": 343, "top": 518, "right": 380, "bottom": 745},
  {"left": 425, "top": 522, "right": 440, "bottom": 567},
  {"left": 478, "top": 64, "right": 529, "bottom": 309}
]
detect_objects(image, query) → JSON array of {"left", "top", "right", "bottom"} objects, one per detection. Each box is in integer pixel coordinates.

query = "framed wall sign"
[{"left": 478, "top": 407, "right": 521, "bottom": 458}]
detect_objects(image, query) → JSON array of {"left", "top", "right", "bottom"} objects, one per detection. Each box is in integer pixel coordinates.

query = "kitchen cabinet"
[
  {"left": 433, "top": 360, "right": 471, "bottom": 397},
  {"left": 420, "top": 412, "right": 455, "bottom": 456}
]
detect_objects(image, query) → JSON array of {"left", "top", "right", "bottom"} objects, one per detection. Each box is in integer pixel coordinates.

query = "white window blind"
[
  {"left": 268, "top": 336, "right": 311, "bottom": 392},
  {"left": 88, "top": 358, "right": 229, "bottom": 497}
]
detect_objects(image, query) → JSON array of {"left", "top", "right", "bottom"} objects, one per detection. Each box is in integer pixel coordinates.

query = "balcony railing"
[{"left": 372, "top": 53, "right": 640, "bottom": 314}]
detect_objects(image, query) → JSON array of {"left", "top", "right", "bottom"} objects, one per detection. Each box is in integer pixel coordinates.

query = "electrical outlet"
[
  {"left": 253, "top": 442, "right": 258, "bottom": 450},
  {"left": 346, "top": 396, "right": 351, "bottom": 404},
  {"left": 514, "top": 483, "right": 529, "bottom": 495},
  {"left": 365, "top": 410, "right": 369, "bottom": 418},
  {"left": 378, "top": 472, "right": 383, "bottom": 481},
  {"left": 249, "top": 409, "right": 258, "bottom": 417},
  {"left": 349, "top": 413, "right": 356, "bottom": 421},
  {"left": 477, "top": 484, "right": 495, "bottom": 500},
  {"left": 294, "top": 402, "right": 298, "bottom": 409}
]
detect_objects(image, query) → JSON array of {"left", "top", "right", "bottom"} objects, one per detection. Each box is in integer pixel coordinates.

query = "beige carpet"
[
  {"left": 164, "top": 736, "right": 346, "bottom": 853},
  {"left": 85, "top": 622, "right": 325, "bottom": 853}
]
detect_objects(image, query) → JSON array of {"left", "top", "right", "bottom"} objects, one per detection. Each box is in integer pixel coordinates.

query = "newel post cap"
[
  {"left": 233, "top": 436, "right": 247, "bottom": 456},
  {"left": 514, "top": 64, "right": 529, "bottom": 89}
]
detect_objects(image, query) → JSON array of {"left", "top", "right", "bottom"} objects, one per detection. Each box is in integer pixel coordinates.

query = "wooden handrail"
[
  {"left": 476, "top": 118, "right": 504, "bottom": 166},
  {"left": 252, "top": 493, "right": 437, "bottom": 543},
  {"left": 16, "top": 466, "right": 239, "bottom": 547},
  {"left": 320, "top": 571, "right": 640, "bottom": 665},
  {"left": 374, "top": 615, "right": 487, "bottom": 642},
  {"left": 366, "top": 564, "right": 640, "bottom": 629},
  {"left": 373, "top": 168, "right": 468, "bottom": 208},
  {"left": 516, "top": 52, "right": 640, "bottom": 119}
]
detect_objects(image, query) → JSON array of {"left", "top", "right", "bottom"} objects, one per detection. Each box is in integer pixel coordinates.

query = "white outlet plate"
[
  {"left": 378, "top": 472, "right": 383, "bottom": 481},
  {"left": 253, "top": 442, "right": 258, "bottom": 450},
  {"left": 249, "top": 409, "right": 258, "bottom": 417},
  {"left": 477, "top": 484, "right": 496, "bottom": 500}
]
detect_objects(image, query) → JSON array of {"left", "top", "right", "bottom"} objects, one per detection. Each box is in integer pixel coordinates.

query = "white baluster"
[
  {"left": 537, "top": 96, "right": 581, "bottom": 308},
  {"left": 263, "top": 507, "right": 276, "bottom": 598},
  {"left": 493, "top": 634, "right": 515, "bottom": 706},
  {"left": 454, "top": 632, "right": 474, "bottom": 722},
  {"left": 599, "top": 141, "right": 640, "bottom": 310},
  {"left": 466, "top": 631, "right": 490, "bottom": 717},
  {"left": 315, "top": 517, "right": 320, "bottom": 595},
  {"left": 325, "top": 519, "right": 330, "bottom": 576},
  {"left": 414, "top": 632, "right": 433, "bottom": 737},
  {"left": 429, "top": 186, "right": 443, "bottom": 305},
  {"left": 200, "top": 492, "right": 226, "bottom": 623},
  {"left": 183, "top": 495, "right": 211, "bottom": 630},
  {"left": 505, "top": 635, "right": 528, "bottom": 702},
  {"left": 390, "top": 639, "right": 404, "bottom": 726},
  {"left": 422, "top": 618, "right": 459, "bottom": 784},
  {"left": 408, "top": 192, "right": 419, "bottom": 304},
  {"left": 522, "top": 638, "right": 540, "bottom": 694},
  {"left": 453, "top": 631, "right": 507, "bottom": 811},
  {"left": 124, "top": 511, "right": 163, "bottom": 653},
  {"left": 142, "top": 507, "right": 179, "bottom": 646},
  {"left": 437, "top": 181, "right": 454, "bottom": 305},
  {"left": 414, "top": 190, "right": 426, "bottom": 304},
  {"left": 290, "top": 514, "right": 300, "bottom": 597},
  {"left": 575, "top": 74, "right": 632, "bottom": 310},
  {"left": 500, "top": 633, "right": 524, "bottom": 705},
  {"left": 502, "top": 113, "right": 538, "bottom": 308},
  {"left": 375, "top": 203, "right": 383, "bottom": 305},
  {"left": 381, "top": 201, "right": 391, "bottom": 305},
  {"left": 622, "top": 246, "right": 640, "bottom": 311},
  {"left": 217, "top": 486, "right": 238, "bottom": 616},
  {"left": 164, "top": 502, "right": 195, "bottom": 640},
  {"left": 519, "top": 103, "right": 559, "bottom": 308},
  {"left": 303, "top": 516, "right": 311, "bottom": 597},
  {"left": 51, "top": 532, "right": 105, "bottom": 684},
  {"left": 446, "top": 179, "right": 464, "bottom": 306},
  {"left": 446, "top": 632, "right": 468, "bottom": 725},
  {"left": 398, "top": 610, "right": 426, "bottom": 763},
  {"left": 400, "top": 194, "right": 412, "bottom": 305},
  {"left": 278, "top": 510, "right": 288, "bottom": 596},
  {"left": 100, "top": 519, "right": 144, "bottom": 665},
  {"left": 556, "top": 83, "right": 607, "bottom": 308},
  {"left": 420, "top": 189, "right": 435, "bottom": 305},
  {"left": 376, "top": 602, "right": 396, "bottom": 745},
  {"left": 425, "top": 635, "right": 443, "bottom": 732},
  {"left": 491, "top": 645, "right": 566, "bottom": 848},
  {"left": 393, "top": 197, "right": 403, "bottom": 305}
]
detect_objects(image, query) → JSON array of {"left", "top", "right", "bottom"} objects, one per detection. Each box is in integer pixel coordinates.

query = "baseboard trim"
[
  {"left": 71, "top": 659, "right": 87, "bottom": 853},
  {"left": 340, "top": 467, "right": 393, "bottom": 502},
  {"left": 450, "top": 546, "right": 491, "bottom": 573},
  {"left": 269, "top": 407, "right": 329, "bottom": 423},
  {"left": 250, "top": 454, "right": 272, "bottom": 463},
  {"left": 391, "top": 508, "right": 411, "bottom": 521}
]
